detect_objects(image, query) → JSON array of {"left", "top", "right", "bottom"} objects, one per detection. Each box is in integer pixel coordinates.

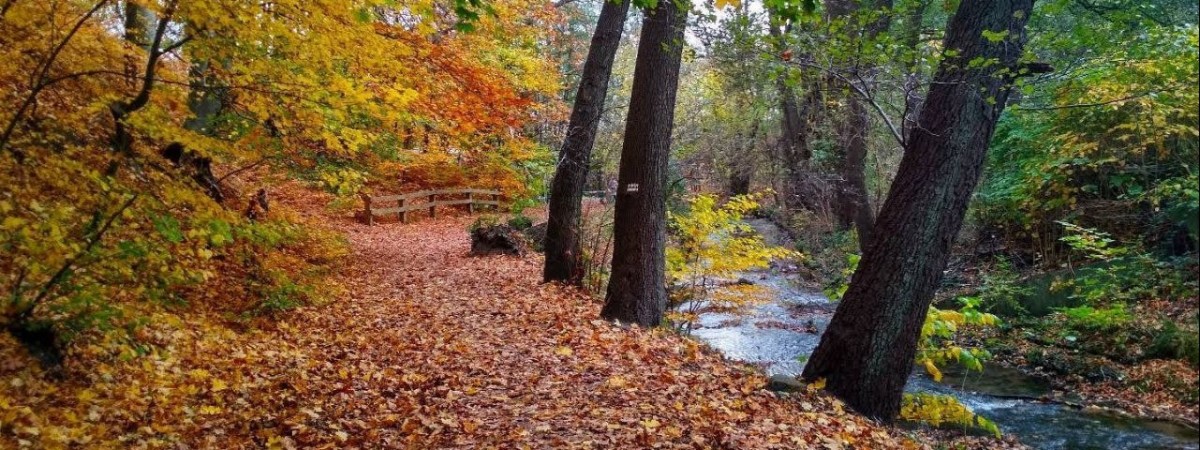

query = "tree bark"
[
  {"left": 801, "top": 0, "right": 1035, "bottom": 422},
  {"left": 600, "top": 0, "right": 687, "bottom": 326},
  {"left": 543, "top": 0, "right": 631, "bottom": 285}
]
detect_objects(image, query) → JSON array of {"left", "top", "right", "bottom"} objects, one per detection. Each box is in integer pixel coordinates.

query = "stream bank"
[{"left": 688, "top": 219, "right": 1200, "bottom": 450}]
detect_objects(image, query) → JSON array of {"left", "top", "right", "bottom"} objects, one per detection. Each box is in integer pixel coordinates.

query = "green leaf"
[{"left": 152, "top": 214, "right": 184, "bottom": 244}]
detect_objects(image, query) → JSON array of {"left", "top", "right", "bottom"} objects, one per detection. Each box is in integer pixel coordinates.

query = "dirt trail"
[
  {"left": 266, "top": 214, "right": 911, "bottom": 448},
  {"left": 0, "top": 211, "right": 916, "bottom": 449}
]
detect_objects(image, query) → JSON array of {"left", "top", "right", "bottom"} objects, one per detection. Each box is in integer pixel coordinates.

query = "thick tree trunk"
[
  {"left": 801, "top": 0, "right": 1035, "bottom": 422},
  {"left": 600, "top": 0, "right": 687, "bottom": 326},
  {"left": 543, "top": 0, "right": 630, "bottom": 285}
]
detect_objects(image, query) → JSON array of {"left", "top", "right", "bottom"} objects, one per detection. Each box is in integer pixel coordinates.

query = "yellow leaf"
[
  {"left": 809, "top": 378, "right": 827, "bottom": 390},
  {"left": 923, "top": 358, "right": 943, "bottom": 382},
  {"left": 554, "top": 346, "right": 573, "bottom": 356},
  {"left": 605, "top": 376, "right": 627, "bottom": 388},
  {"left": 211, "top": 379, "right": 228, "bottom": 392}
]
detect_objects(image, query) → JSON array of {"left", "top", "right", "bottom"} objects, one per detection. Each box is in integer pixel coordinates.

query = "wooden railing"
[{"left": 360, "top": 188, "right": 502, "bottom": 225}]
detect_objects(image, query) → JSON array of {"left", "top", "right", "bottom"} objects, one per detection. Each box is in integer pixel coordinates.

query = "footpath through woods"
[{"left": 1, "top": 198, "right": 923, "bottom": 448}]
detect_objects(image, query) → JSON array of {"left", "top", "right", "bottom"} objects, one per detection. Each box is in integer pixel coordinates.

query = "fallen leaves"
[{"left": 0, "top": 210, "right": 921, "bottom": 448}]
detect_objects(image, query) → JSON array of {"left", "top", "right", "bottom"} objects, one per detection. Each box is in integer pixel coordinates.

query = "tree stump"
[
  {"left": 470, "top": 224, "right": 526, "bottom": 256},
  {"left": 523, "top": 222, "right": 547, "bottom": 252}
]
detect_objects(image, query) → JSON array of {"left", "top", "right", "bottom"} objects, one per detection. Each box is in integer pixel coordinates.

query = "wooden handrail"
[
  {"left": 369, "top": 188, "right": 501, "bottom": 203},
  {"left": 360, "top": 188, "right": 503, "bottom": 225}
]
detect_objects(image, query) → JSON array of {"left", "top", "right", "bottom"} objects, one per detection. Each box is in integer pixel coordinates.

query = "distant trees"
[
  {"left": 825, "top": 0, "right": 891, "bottom": 250},
  {"left": 801, "top": 0, "right": 1038, "bottom": 421},
  {"left": 600, "top": 0, "right": 689, "bottom": 326},
  {"left": 544, "top": 0, "right": 630, "bottom": 286}
]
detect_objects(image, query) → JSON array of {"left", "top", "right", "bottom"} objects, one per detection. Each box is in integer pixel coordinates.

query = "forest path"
[{"left": 281, "top": 213, "right": 914, "bottom": 448}]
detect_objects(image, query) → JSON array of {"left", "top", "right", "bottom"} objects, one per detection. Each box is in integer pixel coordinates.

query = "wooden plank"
[
  {"left": 458, "top": 188, "right": 502, "bottom": 196},
  {"left": 371, "top": 190, "right": 435, "bottom": 203},
  {"left": 369, "top": 188, "right": 499, "bottom": 203},
  {"left": 370, "top": 199, "right": 501, "bottom": 216}
]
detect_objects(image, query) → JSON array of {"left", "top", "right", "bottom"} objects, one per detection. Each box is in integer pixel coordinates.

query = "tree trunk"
[
  {"left": 543, "top": 0, "right": 630, "bottom": 285},
  {"left": 766, "top": 19, "right": 816, "bottom": 211},
  {"left": 123, "top": 1, "right": 156, "bottom": 50},
  {"left": 600, "top": 0, "right": 687, "bottom": 326},
  {"left": 900, "top": 1, "right": 930, "bottom": 142},
  {"left": 801, "top": 0, "right": 1035, "bottom": 422},
  {"left": 826, "top": 0, "right": 890, "bottom": 250},
  {"left": 833, "top": 94, "right": 874, "bottom": 246}
]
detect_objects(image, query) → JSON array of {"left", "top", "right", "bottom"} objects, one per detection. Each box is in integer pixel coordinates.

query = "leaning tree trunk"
[
  {"left": 600, "top": 0, "right": 687, "bottom": 326},
  {"left": 543, "top": 0, "right": 631, "bottom": 285},
  {"left": 801, "top": 0, "right": 1035, "bottom": 422}
]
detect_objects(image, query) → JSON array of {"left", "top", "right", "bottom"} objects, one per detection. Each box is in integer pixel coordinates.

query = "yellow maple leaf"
[{"left": 714, "top": 0, "right": 740, "bottom": 9}]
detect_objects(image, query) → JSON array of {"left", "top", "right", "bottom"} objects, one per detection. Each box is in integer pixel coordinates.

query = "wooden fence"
[{"left": 360, "top": 188, "right": 502, "bottom": 225}]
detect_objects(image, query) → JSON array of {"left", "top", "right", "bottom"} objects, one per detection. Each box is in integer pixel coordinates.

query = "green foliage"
[
  {"left": 253, "top": 270, "right": 313, "bottom": 315},
  {"left": 1148, "top": 319, "right": 1200, "bottom": 367},
  {"left": 974, "top": 22, "right": 1198, "bottom": 263},
  {"left": 1054, "top": 222, "right": 1192, "bottom": 306},
  {"left": 469, "top": 215, "right": 501, "bottom": 233},
  {"left": 901, "top": 393, "right": 1001, "bottom": 437},
  {"left": 822, "top": 252, "right": 859, "bottom": 301},
  {"left": 508, "top": 197, "right": 539, "bottom": 216},
  {"left": 318, "top": 167, "right": 368, "bottom": 197},
  {"left": 977, "top": 259, "right": 1032, "bottom": 316},
  {"left": 507, "top": 214, "right": 533, "bottom": 231},
  {"left": 1057, "top": 304, "right": 1132, "bottom": 333}
]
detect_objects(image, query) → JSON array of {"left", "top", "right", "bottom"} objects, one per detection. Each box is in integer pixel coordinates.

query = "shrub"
[
  {"left": 1148, "top": 319, "right": 1200, "bottom": 367},
  {"left": 917, "top": 296, "right": 1000, "bottom": 381},
  {"left": 469, "top": 215, "right": 500, "bottom": 233},
  {"left": 1057, "top": 304, "right": 1132, "bottom": 333},
  {"left": 664, "top": 193, "right": 796, "bottom": 332},
  {"left": 901, "top": 393, "right": 1001, "bottom": 437},
  {"left": 507, "top": 214, "right": 533, "bottom": 230},
  {"left": 978, "top": 259, "right": 1032, "bottom": 316}
]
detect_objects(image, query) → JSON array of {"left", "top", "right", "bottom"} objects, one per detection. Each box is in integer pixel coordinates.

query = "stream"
[{"left": 687, "top": 220, "right": 1200, "bottom": 450}]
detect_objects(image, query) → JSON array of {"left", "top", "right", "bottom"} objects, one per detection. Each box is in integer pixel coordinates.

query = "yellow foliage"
[
  {"left": 901, "top": 393, "right": 1001, "bottom": 437},
  {"left": 666, "top": 193, "right": 798, "bottom": 330}
]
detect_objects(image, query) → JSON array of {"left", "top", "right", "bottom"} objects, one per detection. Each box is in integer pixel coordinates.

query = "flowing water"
[{"left": 687, "top": 220, "right": 1200, "bottom": 450}]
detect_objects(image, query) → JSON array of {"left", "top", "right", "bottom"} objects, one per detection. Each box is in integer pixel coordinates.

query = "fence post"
[
  {"left": 398, "top": 197, "right": 406, "bottom": 223},
  {"left": 468, "top": 192, "right": 475, "bottom": 214},
  {"left": 361, "top": 193, "right": 373, "bottom": 225},
  {"left": 491, "top": 193, "right": 500, "bottom": 211},
  {"left": 429, "top": 193, "right": 437, "bottom": 218}
]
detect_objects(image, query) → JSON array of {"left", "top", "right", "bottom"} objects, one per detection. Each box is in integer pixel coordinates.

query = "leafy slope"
[{"left": 1, "top": 207, "right": 917, "bottom": 448}]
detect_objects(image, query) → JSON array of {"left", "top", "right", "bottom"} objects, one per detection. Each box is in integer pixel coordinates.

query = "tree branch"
[
  {"left": 1015, "top": 92, "right": 1155, "bottom": 111},
  {"left": 1, "top": 0, "right": 110, "bottom": 155},
  {"left": 19, "top": 195, "right": 139, "bottom": 322}
]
